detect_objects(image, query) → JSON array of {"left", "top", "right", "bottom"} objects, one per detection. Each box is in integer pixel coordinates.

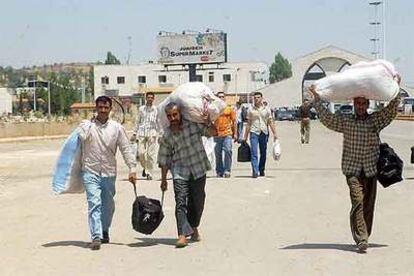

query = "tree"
[
  {"left": 269, "top": 52, "right": 292, "bottom": 83},
  {"left": 105, "top": 51, "right": 121, "bottom": 65}
]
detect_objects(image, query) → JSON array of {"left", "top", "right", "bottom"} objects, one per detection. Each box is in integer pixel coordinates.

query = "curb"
[{"left": 0, "top": 135, "right": 68, "bottom": 143}]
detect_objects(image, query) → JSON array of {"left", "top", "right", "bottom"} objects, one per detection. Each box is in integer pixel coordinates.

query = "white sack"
[
  {"left": 272, "top": 139, "right": 281, "bottom": 161},
  {"left": 158, "top": 82, "right": 226, "bottom": 130},
  {"left": 314, "top": 59, "right": 399, "bottom": 102}
]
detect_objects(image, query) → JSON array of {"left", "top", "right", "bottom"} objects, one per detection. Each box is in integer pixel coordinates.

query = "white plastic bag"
[
  {"left": 272, "top": 139, "right": 281, "bottom": 161},
  {"left": 158, "top": 82, "right": 226, "bottom": 131},
  {"left": 202, "top": 136, "right": 216, "bottom": 169},
  {"left": 314, "top": 59, "right": 399, "bottom": 102}
]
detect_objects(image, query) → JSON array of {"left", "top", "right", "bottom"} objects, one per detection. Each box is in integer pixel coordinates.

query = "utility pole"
[
  {"left": 369, "top": 1, "right": 384, "bottom": 59},
  {"left": 47, "top": 81, "right": 51, "bottom": 117},
  {"left": 81, "top": 78, "right": 86, "bottom": 103}
]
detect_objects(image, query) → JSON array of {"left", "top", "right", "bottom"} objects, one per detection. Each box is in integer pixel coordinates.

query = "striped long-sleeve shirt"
[
  {"left": 133, "top": 104, "right": 160, "bottom": 137},
  {"left": 314, "top": 96, "right": 400, "bottom": 177}
]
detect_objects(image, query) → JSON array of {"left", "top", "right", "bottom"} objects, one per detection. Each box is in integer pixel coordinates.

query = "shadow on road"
[
  {"left": 42, "top": 240, "right": 127, "bottom": 249},
  {"left": 127, "top": 237, "right": 177, "bottom": 248},
  {"left": 42, "top": 240, "right": 90, "bottom": 249},
  {"left": 233, "top": 175, "right": 276, "bottom": 179},
  {"left": 280, "top": 243, "right": 388, "bottom": 253}
]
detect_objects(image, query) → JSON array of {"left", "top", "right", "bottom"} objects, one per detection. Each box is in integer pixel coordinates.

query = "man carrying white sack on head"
[{"left": 309, "top": 73, "right": 401, "bottom": 254}]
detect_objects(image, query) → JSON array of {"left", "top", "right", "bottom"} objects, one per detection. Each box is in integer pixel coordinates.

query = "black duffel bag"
[
  {"left": 237, "top": 141, "right": 251, "bottom": 162},
  {"left": 377, "top": 143, "right": 404, "bottom": 188},
  {"left": 131, "top": 184, "right": 164, "bottom": 235}
]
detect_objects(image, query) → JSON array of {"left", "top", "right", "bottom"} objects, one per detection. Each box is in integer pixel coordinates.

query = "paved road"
[{"left": 0, "top": 121, "right": 413, "bottom": 275}]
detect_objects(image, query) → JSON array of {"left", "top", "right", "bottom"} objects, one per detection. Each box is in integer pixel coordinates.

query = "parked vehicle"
[
  {"left": 398, "top": 97, "right": 414, "bottom": 114},
  {"left": 276, "top": 110, "right": 296, "bottom": 121},
  {"left": 336, "top": 104, "right": 353, "bottom": 115}
]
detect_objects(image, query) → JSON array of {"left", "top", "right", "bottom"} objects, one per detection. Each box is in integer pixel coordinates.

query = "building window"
[
  {"left": 158, "top": 75, "right": 167, "bottom": 83},
  {"left": 138, "top": 76, "right": 146, "bottom": 84},
  {"left": 223, "top": 74, "right": 231, "bottom": 82},
  {"left": 196, "top": 75, "right": 203, "bottom": 82},
  {"left": 101, "top": 76, "right": 109, "bottom": 85},
  {"left": 117, "top": 76, "right": 125, "bottom": 84},
  {"left": 208, "top": 72, "right": 214, "bottom": 82}
]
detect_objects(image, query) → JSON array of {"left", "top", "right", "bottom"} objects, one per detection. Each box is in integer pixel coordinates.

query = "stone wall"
[{"left": 0, "top": 122, "right": 78, "bottom": 138}]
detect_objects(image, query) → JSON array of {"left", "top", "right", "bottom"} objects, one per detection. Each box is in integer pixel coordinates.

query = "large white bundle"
[
  {"left": 52, "top": 129, "right": 84, "bottom": 194},
  {"left": 158, "top": 82, "right": 226, "bottom": 130},
  {"left": 314, "top": 60, "right": 399, "bottom": 101}
]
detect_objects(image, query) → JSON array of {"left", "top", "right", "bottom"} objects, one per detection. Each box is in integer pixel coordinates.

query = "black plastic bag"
[
  {"left": 131, "top": 184, "right": 164, "bottom": 235},
  {"left": 377, "top": 143, "right": 404, "bottom": 188},
  {"left": 237, "top": 141, "right": 251, "bottom": 162}
]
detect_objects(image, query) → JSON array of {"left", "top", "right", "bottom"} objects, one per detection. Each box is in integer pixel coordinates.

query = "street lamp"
[
  {"left": 235, "top": 67, "right": 240, "bottom": 100},
  {"left": 28, "top": 80, "right": 50, "bottom": 116}
]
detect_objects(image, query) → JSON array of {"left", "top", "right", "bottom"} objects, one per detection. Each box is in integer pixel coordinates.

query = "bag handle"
[
  {"left": 132, "top": 182, "right": 138, "bottom": 198},
  {"left": 132, "top": 182, "right": 165, "bottom": 208}
]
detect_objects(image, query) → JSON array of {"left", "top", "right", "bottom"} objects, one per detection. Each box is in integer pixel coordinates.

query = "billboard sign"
[{"left": 157, "top": 32, "right": 227, "bottom": 65}]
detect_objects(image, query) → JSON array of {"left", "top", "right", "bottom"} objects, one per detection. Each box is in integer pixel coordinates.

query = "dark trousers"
[
  {"left": 173, "top": 175, "right": 206, "bottom": 236},
  {"left": 346, "top": 173, "right": 377, "bottom": 244}
]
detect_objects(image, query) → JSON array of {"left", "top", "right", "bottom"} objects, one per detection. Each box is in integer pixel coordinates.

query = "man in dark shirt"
[{"left": 298, "top": 99, "right": 312, "bottom": 144}]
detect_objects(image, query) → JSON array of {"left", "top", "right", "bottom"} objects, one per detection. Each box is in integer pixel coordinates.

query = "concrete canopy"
[{"left": 258, "top": 45, "right": 371, "bottom": 108}]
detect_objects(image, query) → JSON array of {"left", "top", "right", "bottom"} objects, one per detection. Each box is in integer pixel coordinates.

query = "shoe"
[
  {"left": 191, "top": 228, "right": 201, "bottom": 242},
  {"left": 90, "top": 239, "right": 101, "bottom": 250},
  {"left": 146, "top": 174, "right": 153, "bottom": 180},
  {"left": 224, "top": 172, "right": 231, "bottom": 178},
  {"left": 259, "top": 171, "right": 265, "bottom": 177},
  {"left": 101, "top": 231, "right": 110, "bottom": 244},
  {"left": 252, "top": 173, "right": 258, "bottom": 178},
  {"left": 142, "top": 169, "right": 146, "bottom": 178},
  {"left": 216, "top": 174, "right": 223, "bottom": 178},
  {"left": 357, "top": 241, "right": 368, "bottom": 253},
  {"left": 175, "top": 235, "right": 188, "bottom": 248}
]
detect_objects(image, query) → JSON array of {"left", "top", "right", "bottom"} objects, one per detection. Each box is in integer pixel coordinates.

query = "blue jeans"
[
  {"left": 214, "top": 136, "right": 233, "bottom": 176},
  {"left": 237, "top": 122, "right": 244, "bottom": 142},
  {"left": 82, "top": 171, "right": 116, "bottom": 240},
  {"left": 249, "top": 132, "right": 269, "bottom": 176}
]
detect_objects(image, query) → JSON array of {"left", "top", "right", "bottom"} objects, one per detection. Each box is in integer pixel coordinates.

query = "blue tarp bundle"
[{"left": 52, "top": 129, "right": 84, "bottom": 194}]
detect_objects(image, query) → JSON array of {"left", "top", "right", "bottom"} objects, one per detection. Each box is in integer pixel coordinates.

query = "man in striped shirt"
[
  {"left": 309, "top": 77, "right": 401, "bottom": 253},
  {"left": 158, "top": 102, "right": 217, "bottom": 248},
  {"left": 131, "top": 92, "right": 160, "bottom": 180}
]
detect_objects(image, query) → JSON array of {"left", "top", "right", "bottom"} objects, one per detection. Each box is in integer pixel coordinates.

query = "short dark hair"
[
  {"left": 146, "top": 92, "right": 155, "bottom": 98},
  {"left": 253, "top": 92, "right": 263, "bottom": 97},
  {"left": 95, "top": 96, "right": 112, "bottom": 107},
  {"left": 164, "top": 102, "right": 180, "bottom": 112}
]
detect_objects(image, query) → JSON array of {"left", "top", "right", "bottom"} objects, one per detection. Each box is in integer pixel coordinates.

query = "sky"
[{"left": 0, "top": 0, "right": 413, "bottom": 84}]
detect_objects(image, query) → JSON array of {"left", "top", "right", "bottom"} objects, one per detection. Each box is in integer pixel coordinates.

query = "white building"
[
  {"left": 0, "top": 88, "right": 13, "bottom": 115},
  {"left": 93, "top": 62, "right": 269, "bottom": 99}
]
